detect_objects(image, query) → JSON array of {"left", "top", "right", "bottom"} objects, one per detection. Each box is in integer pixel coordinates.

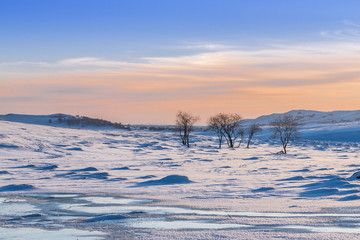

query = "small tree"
[
  {"left": 246, "top": 124, "right": 262, "bottom": 148},
  {"left": 208, "top": 115, "right": 224, "bottom": 148},
  {"left": 237, "top": 128, "right": 245, "bottom": 147},
  {"left": 176, "top": 111, "right": 200, "bottom": 147},
  {"left": 209, "top": 113, "right": 242, "bottom": 148},
  {"left": 270, "top": 115, "right": 299, "bottom": 154}
]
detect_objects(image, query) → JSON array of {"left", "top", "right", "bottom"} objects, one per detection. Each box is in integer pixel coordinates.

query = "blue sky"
[
  {"left": 2, "top": 0, "right": 359, "bottom": 61},
  {"left": 1, "top": 1, "right": 360, "bottom": 123}
]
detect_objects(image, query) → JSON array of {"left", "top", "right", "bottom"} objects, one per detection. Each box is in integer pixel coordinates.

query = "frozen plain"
[{"left": 1, "top": 113, "right": 360, "bottom": 239}]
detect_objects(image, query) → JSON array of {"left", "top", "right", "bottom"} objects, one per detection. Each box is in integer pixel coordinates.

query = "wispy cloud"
[
  {"left": 343, "top": 20, "right": 360, "bottom": 28},
  {"left": 1, "top": 34, "right": 360, "bottom": 123},
  {"left": 320, "top": 20, "right": 360, "bottom": 41},
  {"left": 0, "top": 57, "right": 140, "bottom": 73},
  {"left": 177, "top": 41, "right": 238, "bottom": 51},
  {"left": 57, "top": 57, "right": 135, "bottom": 68}
]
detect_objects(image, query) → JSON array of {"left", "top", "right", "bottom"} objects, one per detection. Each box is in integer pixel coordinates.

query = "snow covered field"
[{"left": 1, "top": 115, "right": 360, "bottom": 239}]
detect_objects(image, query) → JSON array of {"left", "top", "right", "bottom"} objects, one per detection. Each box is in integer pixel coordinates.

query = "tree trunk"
[
  {"left": 229, "top": 137, "right": 233, "bottom": 148},
  {"left": 247, "top": 133, "right": 253, "bottom": 148},
  {"left": 283, "top": 142, "right": 287, "bottom": 154}
]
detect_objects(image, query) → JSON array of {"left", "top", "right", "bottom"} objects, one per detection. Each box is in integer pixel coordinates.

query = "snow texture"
[{"left": 1, "top": 112, "right": 360, "bottom": 239}]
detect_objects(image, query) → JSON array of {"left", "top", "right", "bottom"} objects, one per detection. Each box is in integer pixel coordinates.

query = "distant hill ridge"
[
  {"left": 1, "top": 110, "right": 360, "bottom": 128},
  {"left": 0, "top": 113, "right": 129, "bottom": 129},
  {"left": 242, "top": 110, "right": 360, "bottom": 126}
]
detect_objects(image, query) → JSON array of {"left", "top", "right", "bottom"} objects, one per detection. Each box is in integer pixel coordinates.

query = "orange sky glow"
[{"left": 1, "top": 42, "right": 360, "bottom": 124}]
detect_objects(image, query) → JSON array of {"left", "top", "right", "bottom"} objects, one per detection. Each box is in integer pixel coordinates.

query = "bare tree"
[
  {"left": 208, "top": 115, "right": 224, "bottom": 148},
  {"left": 246, "top": 124, "right": 262, "bottom": 148},
  {"left": 236, "top": 127, "right": 246, "bottom": 148},
  {"left": 209, "top": 113, "right": 243, "bottom": 148},
  {"left": 270, "top": 115, "right": 299, "bottom": 154},
  {"left": 176, "top": 111, "right": 200, "bottom": 147}
]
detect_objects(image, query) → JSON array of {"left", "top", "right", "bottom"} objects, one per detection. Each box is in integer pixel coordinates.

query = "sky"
[{"left": 1, "top": 0, "right": 360, "bottom": 124}]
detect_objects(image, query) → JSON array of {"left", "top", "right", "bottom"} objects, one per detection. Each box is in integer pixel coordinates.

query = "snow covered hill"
[
  {"left": 240, "top": 110, "right": 360, "bottom": 142},
  {"left": 2, "top": 110, "right": 360, "bottom": 128},
  {"left": 0, "top": 113, "right": 72, "bottom": 126},
  {"left": 0, "top": 113, "right": 128, "bottom": 130},
  {"left": 242, "top": 110, "right": 360, "bottom": 126},
  {"left": 1, "top": 110, "right": 360, "bottom": 142}
]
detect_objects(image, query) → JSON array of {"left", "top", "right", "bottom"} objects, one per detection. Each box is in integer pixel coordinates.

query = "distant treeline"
[
  {"left": 137, "top": 125, "right": 175, "bottom": 131},
  {"left": 50, "top": 114, "right": 130, "bottom": 130}
]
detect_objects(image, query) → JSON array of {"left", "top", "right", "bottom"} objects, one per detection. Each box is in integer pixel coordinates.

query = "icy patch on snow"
[
  {"left": 0, "top": 227, "right": 106, "bottom": 240},
  {"left": 79, "top": 196, "right": 152, "bottom": 205},
  {"left": 0, "top": 198, "right": 39, "bottom": 215},
  {"left": 277, "top": 225, "right": 360, "bottom": 234},
  {"left": 124, "top": 218, "right": 251, "bottom": 230}
]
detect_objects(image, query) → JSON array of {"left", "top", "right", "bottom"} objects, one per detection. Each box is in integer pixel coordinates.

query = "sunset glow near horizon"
[{"left": 1, "top": 0, "right": 360, "bottom": 124}]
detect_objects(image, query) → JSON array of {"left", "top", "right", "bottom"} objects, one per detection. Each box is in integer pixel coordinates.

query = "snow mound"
[
  {"left": 277, "top": 176, "right": 305, "bottom": 181},
  {"left": 55, "top": 171, "right": 109, "bottom": 180},
  {"left": 301, "top": 176, "right": 356, "bottom": 189},
  {"left": 12, "top": 164, "right": 57, "bottom": 171},
  {"left": 0, "top": 144, "right": 19, "bottom": 149},
  {"left": 134, "top": 175, "right": 192, "bottom": 187},
  {"left": 291, "top": 168, "right": 310, "bottom": 172},
  {"left": 137, "top": 175, "right": 156, "bottom": 179},
  {"left": 66, "top": 147, "right": 83, "bottom": 151},
  {"left": 338, "top": 195, "right": 360, "bottom": 201},
  {"left": 13, "top": 164, "right": 36, "bottom": 169},
  {"left": 252, "top": 187, "right": 274, "bottom": 193},
  {"left": 7, "top": 213, "right": 44, "bottom": 222},
  {"left": 243, "top": 157, "right": 259, "bottom": 160},
  {"left": 298, "top": 175, "right": 360, "bottom": 198},
  {"left": 71, "top": 167, "right": 98, "bottom": 172},
  {"left": 82, "top": 214, "right": 127, "bottom": 222},
  {"left": 299, "top": 188, "right": 339, "bottom": 197},
  {"left": 36, "top": 164, "right": 58, "bottom": 171},
  {"left": 0, "top": 184, "right": 36, "bottom": 192},
  {"left": 348, "top": 172, "right": 360, "bottom": 181},
  {"left": 112, "top": 167, "right": 130, "bottom": 170},
  {"left": 107, "top": 177, "right": 127, "bottom": 181}
]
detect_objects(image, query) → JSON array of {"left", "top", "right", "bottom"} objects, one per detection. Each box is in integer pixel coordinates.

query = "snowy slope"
[
  {"left": 0, "top": 113, "right": 72, "bottom": 126},
  {"left": 242, "top": 110, "right": 360, "bottom": 126},
  {"left": 2, "top": 110, "right": 360, "bottom": 142},
  {"left": 3, "top": 110, "right": 360, "bottom": 127},
  {"left": 1, "top": 120, "right": 360, "bottom": 239},
  {"left": 240, "top": 110, "right": 360, "bottom": 142},
  {"left": 0, "top": 113, "right": 126, "bottom": 130}
]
